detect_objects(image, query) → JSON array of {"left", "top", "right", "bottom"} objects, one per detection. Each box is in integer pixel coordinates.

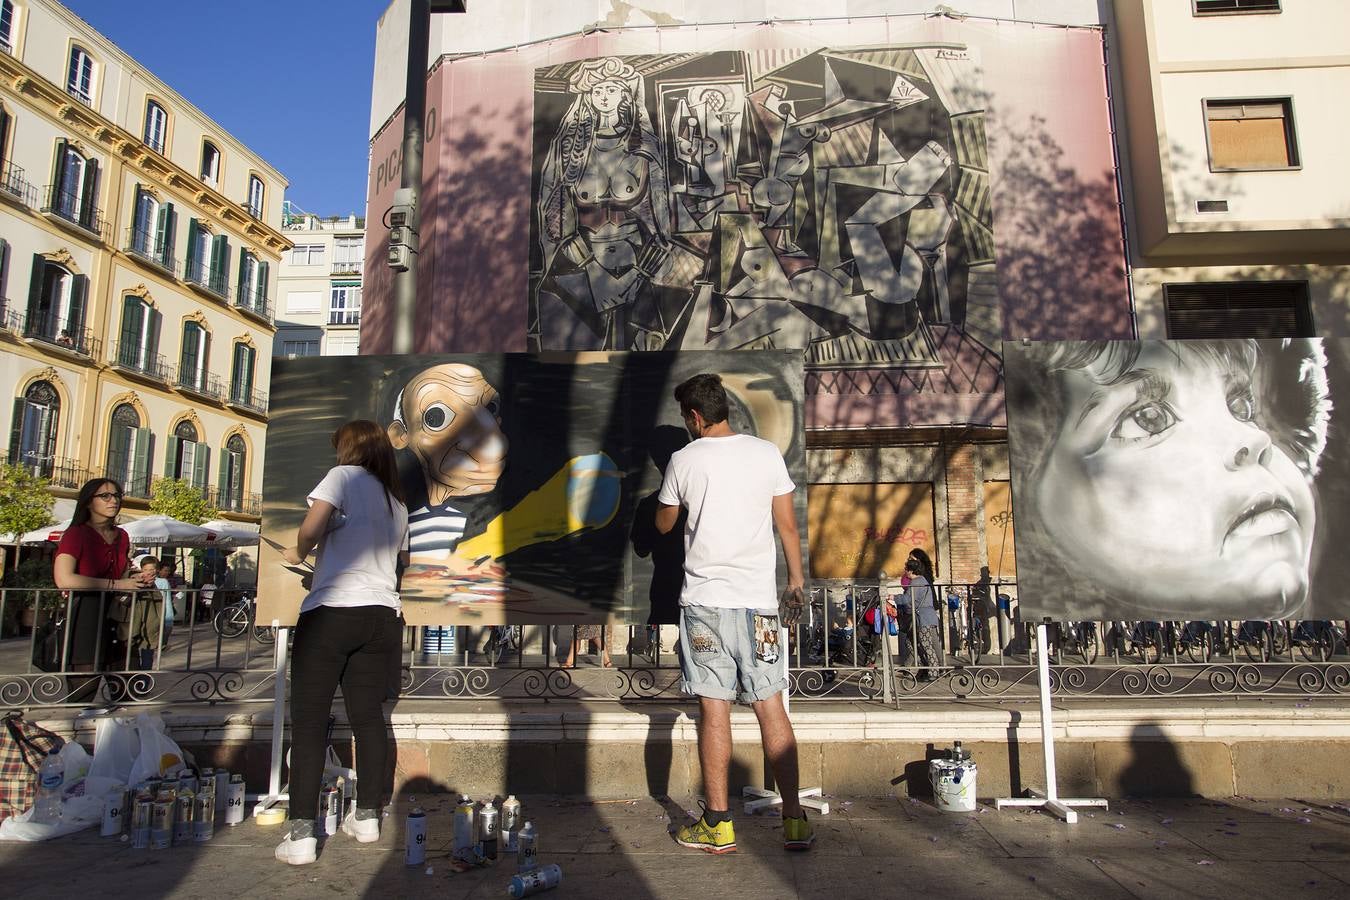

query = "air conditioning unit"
[{"left": 1196, "top": 199, "right": 1229, "bottom": 213}]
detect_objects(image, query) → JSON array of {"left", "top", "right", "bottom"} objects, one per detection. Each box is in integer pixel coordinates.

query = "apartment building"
[
  {"left": 273, "top": 209, "right": 363, "bottom": 358},
  {"left": 0, "top": 0, "right": 289, "bottom": 522},
  {"left": 1111, "top": 0, "right": 1350, "bottom": 339}
]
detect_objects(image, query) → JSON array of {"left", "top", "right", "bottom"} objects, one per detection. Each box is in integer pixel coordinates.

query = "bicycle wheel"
[
  {"left": 1131, "top": 630, "right": 1159, "bottom": 665},
  {"left": 1271, "top": 622, "right": 1290, "bottom": 657},
  {"left": 964, "top": 625, "right": 982, "bottom": 666},
  {"left": 485, "top": 632, "right": 504, "bottom": 666},
  {"left": 215, "top": 605, "right": 247, "bottom": 638},
  {"left": 1075, "top": 626, "right": 1099, "bottom": 665},
  {"left": 253, "top": 624, "right": 275, "bottom": 645},
  {"left": 1183, "top": 630, "right": 1211, "bottom": 664}
]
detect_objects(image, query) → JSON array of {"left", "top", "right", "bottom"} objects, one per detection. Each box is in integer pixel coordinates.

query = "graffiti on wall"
[
  {"left": 529, "top": 46, "right": 998, "bottom": 368},
  {"left": 807, "top": 482, "right": 936, "bottom": 579}
]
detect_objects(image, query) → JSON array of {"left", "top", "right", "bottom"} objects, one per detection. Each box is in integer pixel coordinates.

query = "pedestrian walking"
[{"left": 655, "top": 373, "right": 813, "bottom": 854}]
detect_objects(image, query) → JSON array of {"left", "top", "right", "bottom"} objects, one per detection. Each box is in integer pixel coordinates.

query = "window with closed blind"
[
  {"left": 1163, "top": 281, "right": 1313, "bottom": 339},
  {"left": 1193, "top": 1, "right": 1281, "bottom": 15},
  {"left": 1204, "top": 98, "right": 1298, "bottom": 171}
]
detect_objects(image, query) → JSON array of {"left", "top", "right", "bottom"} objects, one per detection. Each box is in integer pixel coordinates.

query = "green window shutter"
[
  {"left": 26, "top": 253, "right": 43, "bottom": 320},
  {"left": 80, "top": 159, "right": 100, "bottom": 230},
  {"left": 258, "top": 260, "right": 269, "bottom": 308},
  {"left": 0, "top": 238, "right": 10, "bottom": 302},
  {"left": 163, "top": 434, "right": 179, "bottom": 478},
  {"left": 147, "top": 308, "right": 162, "bottom": 359},
  {"left": 8, "top": 397, "right": 24, "bottom": 465},
  {"left": 194, "top": 444, "right": 209, "bottom": 491},
  {"left": 185, "top": 218, "right": 200, "bottom": 274},
  {"left": 131, "top": 428, "right": 151, "bottom": 496},
  {"left": 236, "top": 246, "right": 247, "bottom": 300},
  {"left": 217, "top": 448, "right": 228, "bottom": 499},
  {"left": 210, "top": 234, "right": 228, "bottom": 293},
  {"left": 119, "top": 295, "right": 142, "bottom": 365},
  {"left": 156, "top": 201, "right": 175, "bottom": 265},
  {"left": 180, "top": 322, "right": 199, "bottom": 379},
  {"left": 50, "top": 138, "right": 68, "bottom": 196},
  {"left": 69, "top": 274, "right": 88, "bottom": 333},
  {"left": 245, "top": 346, "right": 255, "bottom": 394}
]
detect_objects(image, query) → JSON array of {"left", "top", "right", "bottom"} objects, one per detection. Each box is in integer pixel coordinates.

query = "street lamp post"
[{"left": 390, "top": 0, "right": 465, "bottom": 355}]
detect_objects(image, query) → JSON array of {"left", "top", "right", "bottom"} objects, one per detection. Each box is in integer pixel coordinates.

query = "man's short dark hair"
[{"left": 674, "top": 373, "right": 729, "bottom": 424}]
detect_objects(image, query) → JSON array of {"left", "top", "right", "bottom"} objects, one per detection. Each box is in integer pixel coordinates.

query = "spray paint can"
[
  {"left": 224, "top": 774, "right": 246, "bottom": 826},
  {"left": 198, "top": 767, "right": 214, "bottom": 790},
  {"left": 452, "top": 795, "right": 476, "bottom": 860},
  {"left": 507, "top": 864, "right": 563, "bottom": 898},
  {"left": 149, "top": 793, "right": 174, "bottom": 850},
  {"left": 193, "top": 792, "right": 215, "bottom": 842},
  {"left": 516, "top": 821, "right": 538, "bottom": 872},
  {"left": 173, "top": 791, "right": 195, "bottom": 844},
  {"left": 101, "top": 786, "right": 129, "bottom": 837},
  {"left": 405, "top": 807, "right": 427, "bottom": 866},
  {"left": 319, "top": 785, "right": 340, "bottom": 837},
  {"left": 479, "top": 801, "right": 499, "bottom": 860},
  {"left": 214, "top": 770, "right": 230, "bottom": 812},
  {"left": 178, "top": 772, "right": 199, "bottom": 795},
  {"left": 131, "top": 793, "right": 152, "bottom": 848},
  {"left": 501, "top": 795, "right": 521, "bottom": 852}
]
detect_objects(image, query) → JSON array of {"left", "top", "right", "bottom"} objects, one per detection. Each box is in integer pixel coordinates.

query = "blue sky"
[{"left": 63, "top": 0, "right": 383, "bottom": 217}]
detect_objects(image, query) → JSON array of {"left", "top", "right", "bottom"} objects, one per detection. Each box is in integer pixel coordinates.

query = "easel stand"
[
  {"left": 253, "top": 622, "right": 290, "bottom": 817},
  {"left": 743, "top": 626, "right": 830, "bottom": 816},
  {"left": 995, "top": 623, "right": 1107, "bottom": 823}
]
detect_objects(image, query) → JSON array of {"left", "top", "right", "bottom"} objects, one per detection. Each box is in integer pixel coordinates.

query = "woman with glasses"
[{"left": 52, "top": 479, "right": 152, "bottom": 699}]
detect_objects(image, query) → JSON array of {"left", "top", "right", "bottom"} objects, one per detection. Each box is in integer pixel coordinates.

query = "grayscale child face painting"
[{"left": 1033, "top": 343, "right": 1316, "bottom": 618}]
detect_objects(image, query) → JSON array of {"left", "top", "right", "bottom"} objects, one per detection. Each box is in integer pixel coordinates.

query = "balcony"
[
  {"left": 331, "top": 260, "right": 363, "bottom": 276},
  {"left": 41, "top": 184, "right": 108, "bottom": 243},
  {"left": 123, "top": 227, "right": 180, "bottom": 278},
  {"left": 16, "top": 309, "right": 99, "bottom": 360},
  {"left": 6, "top": 451, "right": 93, "bottom": 491},
  {"left": 226, "top": 384, "right": 268, "bottom": 417},
  {"left": 211, "top": 488, "right": 262, "bottom": 517},
  {"left": 66, "top": 86, "right": 93, "bottom": 108},
  {"left": 0, "top": 160, "right": 37, "bottom": 208},
  {"left": 184, "top": 260, "right": 231, "bottom": 303},
  {"left": 234, "top": 289, "right": 273, "bottom": 324},
  {"left": 176, "top": 369, "right": 224, "bottom": 403},
  {"left": 108, "top": 340, "right": 174, "bottom": 385},
  {"left": 328, "top": 310, "right": 361, "bottom": 326},
  {"left": 0, "top": 32, "right": 13, "bottom": 57}
]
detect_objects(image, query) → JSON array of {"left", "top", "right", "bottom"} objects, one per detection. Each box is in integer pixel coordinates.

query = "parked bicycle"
[
  {"left": 212, "top": 592, "right": 274, "bottom": 645},
  {"left": 482, "top": 624, "right": 521, "bottom": 665},
  {"left": 1289, "top": 620, "right": 1342, "bottom": 663}
]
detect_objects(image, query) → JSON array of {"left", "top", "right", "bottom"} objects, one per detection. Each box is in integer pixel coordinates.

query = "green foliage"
[
  {"left": 0, "top": 463, "right": 54, "bottom": 539},
  {"left": 2, "top": 555, "right": 63, "bottom": 611},
  {"left": 148, "top": 477, "right": 219, "bottom": 526}
]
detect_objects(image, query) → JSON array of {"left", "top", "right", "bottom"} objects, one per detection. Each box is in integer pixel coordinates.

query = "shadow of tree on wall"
[{"left": 996, "top": 114, "right": 1132, "bottom": 342}]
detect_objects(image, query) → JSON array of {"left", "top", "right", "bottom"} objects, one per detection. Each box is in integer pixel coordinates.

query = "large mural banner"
[
  {"left": 529, "top": 46, "right": 998, "bottom": 369},
  {"left": 258, "top": 351, "right": 806, "bottom": 626},
  {"left": 1006, "top": 339, "right": 1350, "bottom": 622}
]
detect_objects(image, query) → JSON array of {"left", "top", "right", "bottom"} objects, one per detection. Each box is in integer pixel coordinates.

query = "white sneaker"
[
  {"left": 342, "top": 811, "right": 380, "bottom": 843},
  {"left": 274, "top": 832, "right": 318, "bottom": 865}
]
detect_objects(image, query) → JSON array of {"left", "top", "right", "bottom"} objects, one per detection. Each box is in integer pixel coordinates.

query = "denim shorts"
[{"left": 678, "top": 605, "right": 787, "bottom": 704}]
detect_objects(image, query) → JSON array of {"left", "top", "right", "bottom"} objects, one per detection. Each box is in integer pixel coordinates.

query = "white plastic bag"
[
  {"left": 323, "top": 745, "right": 355, "bottom": 783},
  {"left": 126, "top": 713, "right": 186, "bottom": 785},
  {"left": 87, "top": 715, "right": 140, "bottom": 785},
  {"left": 57, "top": 742, "right": 90, "bottom": 799}
]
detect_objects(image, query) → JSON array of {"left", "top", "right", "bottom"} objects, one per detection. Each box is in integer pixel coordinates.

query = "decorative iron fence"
[{"left": 3, "top": 582, "right": 1349, "bottom": 708}]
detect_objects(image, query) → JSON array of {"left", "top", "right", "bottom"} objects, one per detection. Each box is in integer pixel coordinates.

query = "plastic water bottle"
[{"left": 32, "top": 750, "right": 65, "bottom": 824}]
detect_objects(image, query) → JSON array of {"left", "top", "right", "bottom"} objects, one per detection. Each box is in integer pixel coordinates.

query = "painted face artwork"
[
  {"left": 1034, "top": 344, "right": 1316, "bottom": 619},
  {"left": 589, "top": 80, "right": 626, "bottom": 114},
  {"left": 389, "top": 364, "right": 509, "bottom": 506}
]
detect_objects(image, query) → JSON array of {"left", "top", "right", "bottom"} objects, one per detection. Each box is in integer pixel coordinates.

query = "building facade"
[
  {"left": 273, "top": 210, "right": 364, "bottom": 359},
  {"left": 0, "top": 0, "right": 289, "bottom": 523},
  {"left": 1110, "top": 0, "right": 1350, "bottom": 340}
]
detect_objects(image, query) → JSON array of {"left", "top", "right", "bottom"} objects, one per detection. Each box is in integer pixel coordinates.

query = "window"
[
  {"left": 48, "top": 139, "right": 101, "bottom": 231},
  {"left": 115, "top": 294, "right": 162, "bottom": 374},
  {"left": 25, "top": 255, "right": 88, "bottom": 351},
  {"left": 179, "top": 320, "right": 210, "bottom": 392},
  {"left": 67, "top": 45, "right": 94, "bottom": 106},
  {"left": 105, "top": 403, "right": 152, "bottom": 497},
  {"left": 333, "top": 236, "right": 363, "bottom": 273},
  {"left": 0, "top": 238, "right": 9, "bottom": 308},
  {"left": 1194, "top": 1, "right": 1281, "bottom": 14},
  {"left": 280, "top": 339, "right": 319, "bottom": 358},
  {"left": 329, "top": 284, "right": 361, "bottom": 325},
  {"left": 247, "top": 175, "right": 264, "bottom": 219},
  {"left": 1205, "top": 99, "right": 1299, "bottom": 171},
  {"left": 143, "top": 100, "right": 167, "bottom": 154},
  {"left": 200, "top": 141, "right": 220, "bottom": 187},
  {"left": 0, "top": 0, "right": 15, "bottom": 55},
  {"left": 1164, "top": 281, "right": 1313, "bottom": 339},
  {"left": 236, "top": 249, "right": 268, "bottom": 311},
  {"left": 9, "top": 380, "right": 59, "bottom": 475},
  {"left": 289, "top": 244, "right": 324, "bottom": 266},
  {"left": 285, "top": 290, "right": 322, "bottom": 315},
  {"left": 326, "top": 333, "right": 359, "bottom": 356},
  {"left": 230, "top": 343, "right": 256, "bottom": 405},
  {"left": 219, "top": 434, "right": 246, "bottom": 511},
  {"left": 165, "top": 419, "right": 208, "bottom": 489},
  {"left": 185, "top": 219, "right": 230, "bottom": 296},
  {"left": 129, "top": 186, "right": 176, "bottom": 270}
]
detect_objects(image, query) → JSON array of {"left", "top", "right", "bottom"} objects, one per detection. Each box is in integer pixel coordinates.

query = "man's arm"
[
  {"left": 771, "top": 492, "right": 804, "bottom": 588},
  {"left": 655, "top": 502, "right": 681, "bottom": 535}
]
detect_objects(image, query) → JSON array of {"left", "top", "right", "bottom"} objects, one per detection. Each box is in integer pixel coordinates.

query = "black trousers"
[{"left": 289, "top": 604, "right": 400, "bottom": 820}]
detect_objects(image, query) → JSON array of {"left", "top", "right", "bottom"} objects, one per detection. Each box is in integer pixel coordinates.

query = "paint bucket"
[{"left": 929, "top": 758, "right": 977, "bottom": 812}]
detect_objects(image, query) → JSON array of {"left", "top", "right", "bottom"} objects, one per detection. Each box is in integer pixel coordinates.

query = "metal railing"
[
  {"left": 233, "top": 291, "right": 273, "bottom": 323},
  {"left": 0, "top": 159, "right": 37, "bottom": 208},
  {"left": 330, "top": 261, "right": 362, "bottom": 276},
  {"left": 41, "top": 184, "right": 108, "bottom": 242},
  {"left": 16, "top": 308, "right": 99, "bottom": 358},
  {"left": 108, "top": 340, "right": 175, "bottom": 383},
  {"left": 4, "top": 580, "right": 1350, "bottom": 709},
  {"left": 184, "top": 261, "right": 231, "bottom": 301},
  {"left": 226, "top": 384, "right": 268, "bottom": 416},
  {"left": 176, "top": 369, "right": 224, "bottom": 402},
  {"left": 123, "top": 227, "right": 180, "bottom": 276},
  {"left": 209, "top": 488, "right": 261, "bottom": 516}
]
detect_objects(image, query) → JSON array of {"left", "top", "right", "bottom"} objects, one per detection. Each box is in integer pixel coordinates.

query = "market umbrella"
[
  {"left": 20, "top": 519, "right": 71, "bottom": 544},
  {"left": 120, "top": 515, "right": 214, "bottom": 546},
  {"left": 200, "top": 519, "right": 261, "bottom": 547}
]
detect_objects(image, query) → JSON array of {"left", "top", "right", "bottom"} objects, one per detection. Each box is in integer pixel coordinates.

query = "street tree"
[
  {"left": 0, "top": 463, "right": 54, "bottom": 541},
  {"left": 149, "top": 477, "right": 219, "bottom": 525}
]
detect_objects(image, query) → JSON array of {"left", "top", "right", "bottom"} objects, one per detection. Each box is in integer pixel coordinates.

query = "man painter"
[{"left": 655, "top": 372, "right": 814, "bottom": 854}]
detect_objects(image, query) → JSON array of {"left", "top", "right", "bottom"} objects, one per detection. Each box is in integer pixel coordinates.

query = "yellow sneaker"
[
  {"left": 675, "top": 809, "right": 736, "bottom": 855},
  {"left": 783, "top": 812, "right": 814, "bottom": 851}
]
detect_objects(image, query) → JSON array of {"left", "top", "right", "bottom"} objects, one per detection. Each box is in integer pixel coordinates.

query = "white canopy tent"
[{"left": 200, "top": 519, "right": 260, "bottom": 547}]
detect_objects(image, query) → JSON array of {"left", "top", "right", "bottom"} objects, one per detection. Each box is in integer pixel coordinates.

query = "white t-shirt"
[
  {"left": 301, "top": 465, "right": 410, "bottom": 614},
  {"left": 657, "top": 432, "right": 795, "bottom": 609}
]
